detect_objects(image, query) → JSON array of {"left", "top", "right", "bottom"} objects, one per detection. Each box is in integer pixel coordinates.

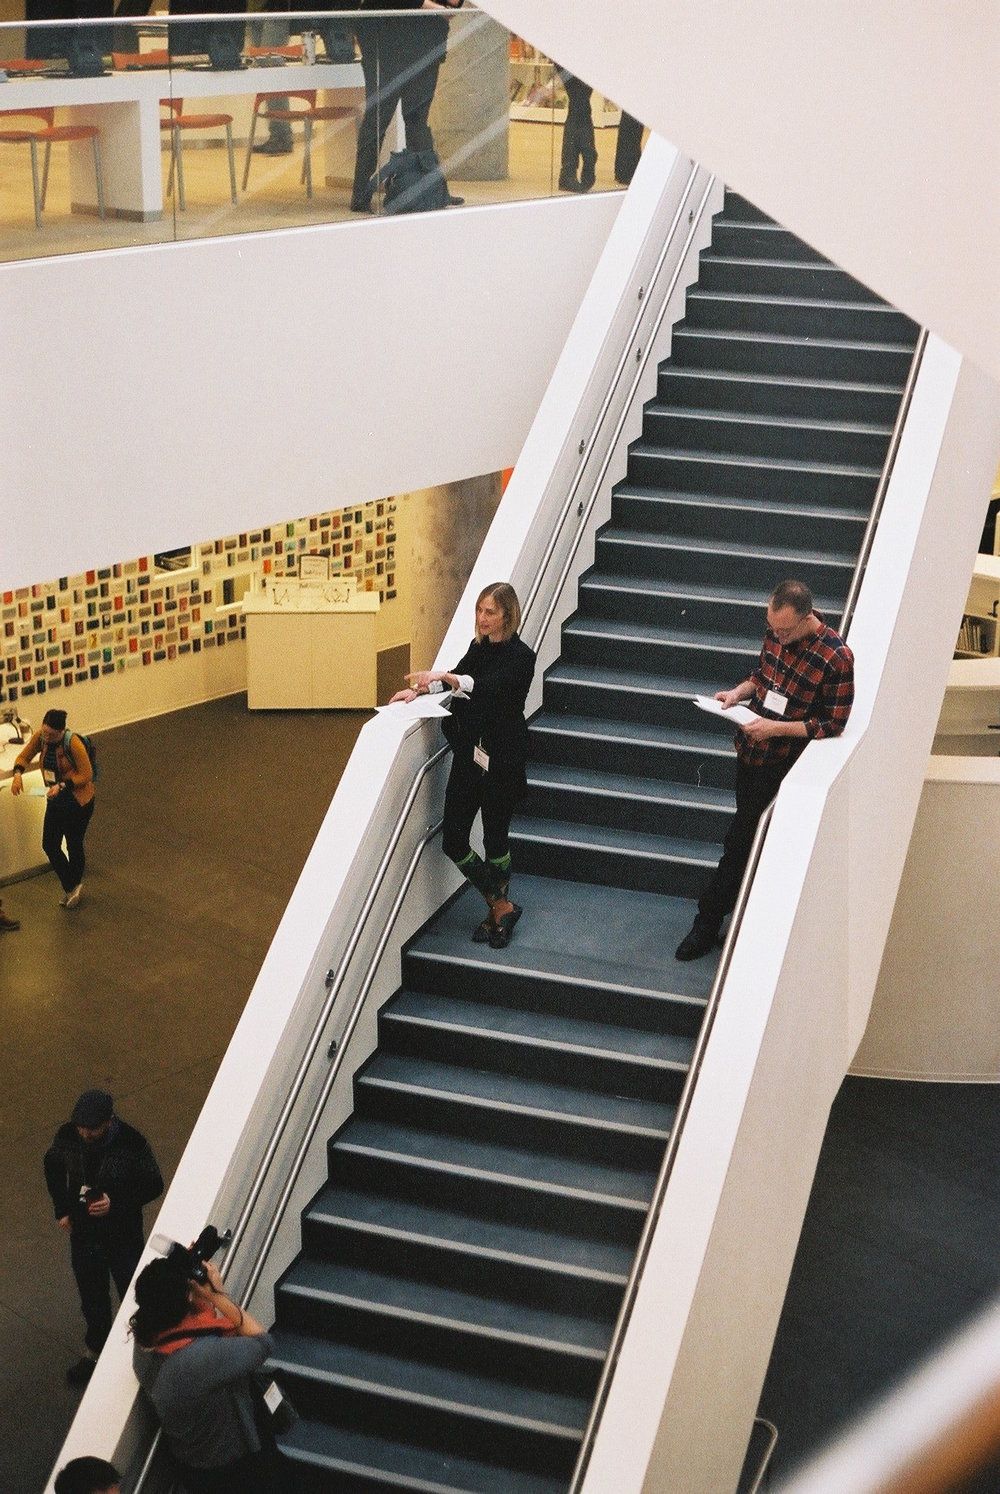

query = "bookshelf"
[
  {"left": 955, "top": 554, "right": 1000, "bottom": 658},
  {"left": 508, "top": 41, "right": 621, "bottom": 127}
]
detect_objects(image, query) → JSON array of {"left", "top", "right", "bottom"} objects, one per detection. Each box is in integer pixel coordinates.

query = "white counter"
[
  {"left": 0, "top": 738, "right": 48, "bottom": 883},
  {"left": 244, "top": 587, "right": 381, "bottom": 710}
]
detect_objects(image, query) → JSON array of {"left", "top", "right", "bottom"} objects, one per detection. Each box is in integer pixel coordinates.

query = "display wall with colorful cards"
[{"left": 0, "top": 499, "right": 398, "bottom": 706}]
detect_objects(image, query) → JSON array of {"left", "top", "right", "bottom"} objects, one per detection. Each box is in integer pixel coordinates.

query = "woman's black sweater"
[{"left": 444, "top": 633, "right": 536, "bottom": 781}]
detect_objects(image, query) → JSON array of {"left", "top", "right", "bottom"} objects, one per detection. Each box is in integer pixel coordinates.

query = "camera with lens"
[{"left": 149, "top": 1224, "right": 231, "bottom": 1284}]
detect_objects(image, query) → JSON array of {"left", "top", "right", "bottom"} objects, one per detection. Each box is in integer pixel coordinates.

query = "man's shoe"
[
  {"left": 349, "top": 196, "right": 373, "bottom": 214},
  {"left": 558, "top": 171, "right": 584, "bottom": 193},
  {"left": 674, "top": 918, "right": 719, "bottom": 962},
  {"left": 58, "top": 889, "right": 71, "bottom": 907},
  {"left": 0, "top": 913, "right": 19, "bottom": 931},
  {"left": 64, "top": 883, "right": 83, "bottom": 909},
  {"left": 253, "top": 138, "right": 293, "bottom": 155},
  {"left": 445, "top": 192, "right": 464, "bottom": 207},
  {"left": 66, "top": 1356, "right": 96, "bottom": 1387}
]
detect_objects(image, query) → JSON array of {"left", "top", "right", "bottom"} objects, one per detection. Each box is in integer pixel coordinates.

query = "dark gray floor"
[
  {"left": 0, "top": 693, "right": 367, "bottom": 1494},
  {"left": 758, "top": 1076, "right": 1000, "bottom": 1481}
]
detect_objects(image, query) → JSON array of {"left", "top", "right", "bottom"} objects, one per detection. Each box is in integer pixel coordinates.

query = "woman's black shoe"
[
  {"left": 471, "top": 917, "right": 491, "bottom": 944},
  {"left": 558, "top": 171, "right": 584, "bottom": 192},
  {"left": 488, "top": 904, "right": 522, "bottom": 949},
  {"left": 674, "top": 917, "right": 720, "bottom": 961}
]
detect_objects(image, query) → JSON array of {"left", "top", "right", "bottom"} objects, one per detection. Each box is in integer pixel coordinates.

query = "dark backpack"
[
  {"left": 374, "top": 148, "right": 450, "bottom": 215},
  {"left": 64, "top": 729, "right": 99, "bottom": 782}
]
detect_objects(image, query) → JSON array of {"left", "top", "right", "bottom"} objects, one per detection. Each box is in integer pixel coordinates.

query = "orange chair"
[
  {"left": 0, "top": 103, "right": 105, "bottom": 229},
  {"left": 112, "top": 51, "right": 236, "bottom": 212},
  {"left": 160, "top": 99, "right": 237, "bottom": 211},
  {"left": 242, "top": 90, "right": 354, "bottom": 198}
]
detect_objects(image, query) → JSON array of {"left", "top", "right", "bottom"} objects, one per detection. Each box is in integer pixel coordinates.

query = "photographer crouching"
[{"left": 130, "top": 1237, "right": 281, "bottom": 1494}]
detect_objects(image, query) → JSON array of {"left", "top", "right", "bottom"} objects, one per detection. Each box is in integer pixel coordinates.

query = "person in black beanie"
[
  {"left": 391, "top": 582, "right": 535, "bottom": 948},
  {"left": 44, "top": 1089, "right": 163, "bottom": 1387}
]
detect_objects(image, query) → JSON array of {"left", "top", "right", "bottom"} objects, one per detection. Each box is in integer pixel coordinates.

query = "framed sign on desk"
[{"left": 299, "top": 554, "right": 330, "bottom": 582}]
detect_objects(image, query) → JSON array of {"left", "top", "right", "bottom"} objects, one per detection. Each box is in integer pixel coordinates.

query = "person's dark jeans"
[
  {"left": 614, "top": 111, "right": 643, "bottom": 184},
  {"left": 351, "top": 19, "right": 447, "bottom": 207},
  {"left": 42, "top": 795, "right": 95, "bottom": 893},
  {"left": 559, "top": 71, "right": 596, "bottom": 185},
  {"left": 697, "top": 759, "right": 786, "bottom": 930},
  {"left": 70, "top": 1229, "right": 143, "bottom": 1355}
]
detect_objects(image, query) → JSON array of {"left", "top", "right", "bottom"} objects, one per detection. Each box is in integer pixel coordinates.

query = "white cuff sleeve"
[
  {"left": 427, "top": 680, "right": 445, "bottom": 694},
  {"left": 455, "top": 674, "right": 475, "bottom": 693}
]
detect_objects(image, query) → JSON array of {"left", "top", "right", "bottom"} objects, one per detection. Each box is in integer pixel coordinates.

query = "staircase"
[{"left": 268, "top": 189, "right": 920, "bottom": 1492}]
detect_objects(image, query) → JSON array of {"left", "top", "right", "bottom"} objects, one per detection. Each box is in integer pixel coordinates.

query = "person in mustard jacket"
[{"left": 11, "top": 707, "right": 96, "bottom": 908}]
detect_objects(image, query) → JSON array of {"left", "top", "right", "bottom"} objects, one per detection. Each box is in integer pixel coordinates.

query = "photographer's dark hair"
[
  {"left": 43, "top": 708, "right": 68, "bottom": 731},
  {"left": 54, "top": 1457, "right": 120, "bottom": 1494},
  {"left": 130, "top": 1258, "right": 192, "bottom": 1346}
]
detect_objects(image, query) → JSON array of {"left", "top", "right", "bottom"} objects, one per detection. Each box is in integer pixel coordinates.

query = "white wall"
[
  {"left": 853, "top": 760, "right": 1000, "bottom": 1082},
  {"left": 0, "top": 193, "right": 620, "bottom": 593},
  {"left": 478, "top": 0, "right": 1000, "bottom": 382}
]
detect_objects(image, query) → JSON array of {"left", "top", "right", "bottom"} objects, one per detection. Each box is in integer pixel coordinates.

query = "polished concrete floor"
[{"left": 0, "top": 692, "right": 367, "bottom": 1494}]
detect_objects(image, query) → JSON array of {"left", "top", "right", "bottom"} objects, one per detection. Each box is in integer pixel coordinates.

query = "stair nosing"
[
  {"left": 381, "top": 1010, "right": 690, "bottom": 1075},
  {"left": 643, "top": 404, "right": 893, "bottom": 436},
  {"left": 672, "top": 325, "right": 916, "bottom": 353},
  {"left": 268, "top": 1353, "right": 586, "bottom": 1440},
  {"left": 594, "top": 531, "right": 855, "bottom": 567},
  {"left": 280, "top": 1442, "right": 474, "bottom": 1494},
  {"left": 304, "top": 1208, "right": 631, "bottom": 1286},
  {"left": 510, "top": 821, "right": 719, "bottom": 870},
  {"left": 610, "top": 489, "right": 868, "bottom": 522},
  {"left": 686, "top": 288, "right": 910, "bottom": 315},
  {"left": 525, "top": 764, "right": 733, "bottom": 813},
  {"left": 405, "top": 948, "right": 707, "bottom": 1009},
  {"left": 627, "top": 444, "right": 882, "bottom": 479},
  {"left": 529, "top": 713, "right": 736, "bottom": 758},
  {"left": 658, "top": 366, "right": 906, "bottom": 395}
]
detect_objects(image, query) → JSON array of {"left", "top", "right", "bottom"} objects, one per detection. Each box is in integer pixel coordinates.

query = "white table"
[
  {"left": 244, "top": 586, "right": 381, "bottom": 710},
  {"left": 0, "top": 738, "right": 48, "bottom": 883},
  {"left": 0, "top": 59, "right": 363, "bottom": 219}
]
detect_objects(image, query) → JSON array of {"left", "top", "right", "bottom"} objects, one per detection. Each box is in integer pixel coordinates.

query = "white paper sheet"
[
  {"left": 692, "top": 694, "right": 759, "bottom": 727},
  {"left": 375, "top": 696, "right": 452, "bottom": 720}
]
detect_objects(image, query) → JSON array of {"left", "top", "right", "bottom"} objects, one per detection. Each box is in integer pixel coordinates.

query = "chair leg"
[
  {"left": 242, "top": 107, "right": 259, "bottom": 191},
  {"left": 92, "top": 137, "right": 106, "bottom": 219},
  {"left": 225, "top": 121, "right": 237, "bottom": 205},
  {"left": 304, "top": 116, "right": 313, "bottom": 199},
  {"left": 28, "top": 138, "right": 42, "bottom": 228},
  {"left": 174, "top": 125, "right": 186, "bottom": 212},
  {"left": 166, "top": 134, "right": 176, "bottom": 198},
  {"left": 41, "top": 140, "right": 51, "bottom": 210}
]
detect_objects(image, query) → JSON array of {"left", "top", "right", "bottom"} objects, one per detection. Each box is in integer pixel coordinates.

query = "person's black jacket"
[
  {"left": 44, "top": 1117, "right": 163, "bottom": 1242},
  {"left": 443, "top": 634, "right": 535, "bottom": 785}
]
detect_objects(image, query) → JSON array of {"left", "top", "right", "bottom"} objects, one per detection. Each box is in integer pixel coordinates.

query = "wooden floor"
[
  {"left": 0, "top": 118, "right": 624, "bottom": 263},
  {"left": 0, "top": 693, "right": 368, "bottom": 1494}
]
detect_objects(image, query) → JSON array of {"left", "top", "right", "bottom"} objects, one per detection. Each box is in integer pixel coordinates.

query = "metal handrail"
[
  {"left": 518, "top": 163, "right": 707, "bottom": 634},
  {"left": 839, "top": 328, "right": 929, "bottom": 634},
  {"left": 747, "top": 1417, "right": 779, "bottom": 1494},
  {"left": 569, "top": 326, "right": 929, "bottom": 1489}
]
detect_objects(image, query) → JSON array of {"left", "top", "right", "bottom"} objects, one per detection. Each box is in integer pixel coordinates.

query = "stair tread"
[
  {"left": 658, "top": 365, "right": 905, "bottom": 396},
  {"left": 597, "top": 527, "right": 855, "bottom": 567},
  {"left": 280, "top": 1255, "right": 614, "bottom": 1351},
  {"left": 547, "top": 659, "right": 732, "bottom": 701},
  {"left": 644, "top": 402, "right": 893, "bottom": 436},
  {"left": 360, "top": 1051, "right": 676, "bottom": 1136},
  {"left": 269, "top": 1328, "right": 591, "bottom": 1431},
  {"left": 700, "top": 252, "right": 872, "bottom": 276},
  {"left": 281, "top": 1415, "right": 568, "bottom": 1493},
  {"left": 610, "top": 486, "right": 869, "bottom": 523},
  {"left": 687, "top": 287, "right": 910, "bottom": 315},
  {"left": 409, "top": 877, "right": 716, "bottom": 1006},
  {"left": 512, "top": 815, "right": 721, "bottom": 867},
  {"left": 673, "top": 325, "right": 916, "bottom": 353},
  {"left": 386, "top": 990, "right": 694, "bottom": 1070},
  {"left": 629, "top": 443, "right": 882, "bottom": 478},
  {"left": 530, "top": 707, "right": 736, "bottom": 755},
  {"left": 578, "top": 571, "right": 842, "bottom": 612},
  {"left": 305, "top": 1182, "right": 635, "bottom": 1280},
  {"left": 564, "top": 613, "right": 761, "bottom": 655},
  {"left": 527, "top": 758, "right": 735, "bottom": 813}
]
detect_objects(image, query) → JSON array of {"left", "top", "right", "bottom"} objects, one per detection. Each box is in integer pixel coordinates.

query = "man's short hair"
[
  {"left": 770, "top": 579, "right": 813, "bottom": 618},
  {"left": 54, "top": 1457, "right": 120, "bottom": 1494},
  {"left": 42, "top": 707, "right": 68, "bottom": 731}
]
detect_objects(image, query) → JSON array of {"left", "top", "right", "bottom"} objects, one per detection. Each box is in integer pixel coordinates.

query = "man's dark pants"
[
  {"left": 71, "top": 1228, "right": 143, "bottom": 1354},
  {"left": 352, "top": 19, "right": 446, "bottom": 206},
  {"left": 697, "top": 759, "right": 786, "bottom": 931}
]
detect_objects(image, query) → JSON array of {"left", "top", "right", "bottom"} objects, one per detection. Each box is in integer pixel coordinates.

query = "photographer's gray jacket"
[{"left": 133, "top": 1330, "right": 275, "bottom": 1469}]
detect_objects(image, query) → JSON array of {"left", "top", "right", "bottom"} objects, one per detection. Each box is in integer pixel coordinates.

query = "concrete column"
[
  {"left": 404, "top": 472, "right": 503, "bottom": 670},
  {"left": 430, "top": 14, "right": 510, "bottom": 181}
]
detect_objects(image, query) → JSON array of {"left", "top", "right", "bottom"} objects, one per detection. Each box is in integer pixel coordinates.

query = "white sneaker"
[
  {"left": 64, "top": 883, "right": 83, "bottom": 909},
  {"left": 58, "top": 890, "right": 70, "bottom": 906}
]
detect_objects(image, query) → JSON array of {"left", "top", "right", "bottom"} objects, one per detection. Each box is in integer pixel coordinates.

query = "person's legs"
[
  {"left": 441, "top": 760, "right": 491, "bottom": 895},
  {"left": 559, "top": 73, "right": 594, "bottom": 190},
  {"left": 253, "top": 15, "right": 293, "bottom": 153},
  {"left": 676, "top": 761, "right": 784, "bottom": 959},
  {"left": 106, "top": 1230, "right": 144, "bottom": 1306},
  {"left": 42, "top": 800, "right": 74, "bottom": 894},
  {"left": 64, "top": 797, "right": 95, "bottom": 895},
  {"left": 352, "top": 27, "right": 406, "bottom": 210},
  {"left": 615, "top": 111, "right": 643, "bottom": 184},
  {"left": 476, "top": 779, "right": 522, "bottom": 948},
  {"left": 70, "top": 1236, "right": 114, "bottom": 1357}
]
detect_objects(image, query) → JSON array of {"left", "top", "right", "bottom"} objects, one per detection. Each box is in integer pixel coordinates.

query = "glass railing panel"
[{"left": 0, "top": 10, "right": 638, "bottom": 264}]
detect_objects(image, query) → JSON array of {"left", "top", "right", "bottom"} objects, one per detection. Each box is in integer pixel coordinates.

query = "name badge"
[
  {"left": 473, "top": 743, "right": 490, "bottom": 772},
  {"left": 43, "top": 769, "right": 56, "bottom": 785},
  {"left": 764, "top": 689, "right": 788, "bottom": 717}
]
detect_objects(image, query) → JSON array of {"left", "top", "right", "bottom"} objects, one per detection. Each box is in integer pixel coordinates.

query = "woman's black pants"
[
  {"left": 42, "top": 794, "right": 95, "bottom": 893},
  {"left": 442, "top": 757, "right": 520, "bottom": 893}
]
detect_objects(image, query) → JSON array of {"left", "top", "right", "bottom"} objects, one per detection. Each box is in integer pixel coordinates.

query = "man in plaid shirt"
[{"left": 676, "top": 578, "right": 854, "bottom": 960}]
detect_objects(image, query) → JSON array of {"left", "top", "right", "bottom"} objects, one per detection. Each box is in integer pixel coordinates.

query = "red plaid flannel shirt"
[{"left": 736, "top": 619, "right": 854, "bottom": 768}]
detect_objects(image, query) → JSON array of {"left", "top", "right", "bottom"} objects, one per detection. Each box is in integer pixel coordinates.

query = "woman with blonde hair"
[{"left": 392, "top": 582, "right": 536, "bottom": 948}]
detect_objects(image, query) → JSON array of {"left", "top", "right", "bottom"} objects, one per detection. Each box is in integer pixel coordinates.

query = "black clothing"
[
  {"left": 615, "top": 112, "right": 643, "bottom": 184},
  {"left": 351, "top": 0, "right": 449, "bottom": 208},
  {"left": 697, "top": 759, "right": 786, "bottom": 930},
  {"left": 45, "top": 1115, "right": 163, "bottom": 1353},
  {"left": 42, "top": 793, "right": 94, "bottom": 893},
  {"left": 558, "top": 70, "right": 596, "bottom": 188},
  {"left": 441, "top": 634, "right": 535, "bottom": 877}
]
